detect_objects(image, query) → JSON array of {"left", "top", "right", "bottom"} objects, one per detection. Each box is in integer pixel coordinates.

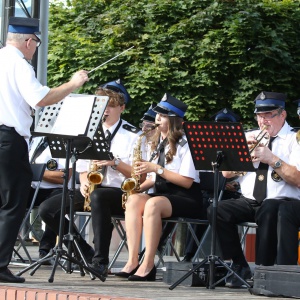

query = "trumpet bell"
[{"left": 121, "top": 178, "right": 137, "bottom": 192}]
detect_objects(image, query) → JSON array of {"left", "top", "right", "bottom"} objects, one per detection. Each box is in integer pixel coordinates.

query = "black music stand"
[
  {"left": 169, "top": 121, "right": 255, "bottom": 290},
  {"left": 17, "top": 95, "right": 112, "bottom": 282}
]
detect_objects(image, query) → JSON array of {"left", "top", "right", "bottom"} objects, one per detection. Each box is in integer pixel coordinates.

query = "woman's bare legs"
[
  {"left": 134, "top": 196, "right": 172, "bottom": 276},
  {"left": 121, "top": 193, "right": 150, "bottom": 273}
]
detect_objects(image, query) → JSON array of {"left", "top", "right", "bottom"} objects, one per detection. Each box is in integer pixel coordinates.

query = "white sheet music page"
[{"left": 51, "top": 95, "right": 95, "bottom": 136}]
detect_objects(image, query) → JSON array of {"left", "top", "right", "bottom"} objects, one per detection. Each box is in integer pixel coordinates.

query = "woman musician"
[{"left": 115, "top": 93, "right": 203, "bottom": 281}]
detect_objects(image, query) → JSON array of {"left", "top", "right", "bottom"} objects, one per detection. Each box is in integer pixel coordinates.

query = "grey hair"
[{"left": 6, "top": 32, "right": 31, "bottom": 44}]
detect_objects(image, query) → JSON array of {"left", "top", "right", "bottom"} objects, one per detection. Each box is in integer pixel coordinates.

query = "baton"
[{"left": 88, "top": 46, "right": 134, "bottom": 74}]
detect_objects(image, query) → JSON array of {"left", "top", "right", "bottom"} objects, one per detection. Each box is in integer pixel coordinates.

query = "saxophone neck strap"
[{"left": 106, "top": 119, "right": 122, "bottom": 143}]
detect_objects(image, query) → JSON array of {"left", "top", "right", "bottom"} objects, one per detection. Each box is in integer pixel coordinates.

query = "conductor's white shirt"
[{"left": 0, "top": 45, "right": 50, "bottom": 139}]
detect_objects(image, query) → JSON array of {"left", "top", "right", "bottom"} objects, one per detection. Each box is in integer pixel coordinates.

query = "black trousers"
[
  {"left": 0, "top": 128, "right": 32, "bottom": 269},
  {"left": 38, "top": 189, "right": 91, "bottom": 253},
  {"left": 207, "top": 197, "right": 291, "bottom": 266},
  {"left": 277, "top": 200, "right": 300, "bottom": 265},
  {"left": 90, "top": 187, "right": 124, "bottom": 265},
  {"left": 26, "top": 188, "right": 62, "bottom": 251}
]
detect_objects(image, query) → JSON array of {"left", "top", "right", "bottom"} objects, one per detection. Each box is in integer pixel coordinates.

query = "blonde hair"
[{"left": 95, "top": 87, "right": 125, "bottom": 107}]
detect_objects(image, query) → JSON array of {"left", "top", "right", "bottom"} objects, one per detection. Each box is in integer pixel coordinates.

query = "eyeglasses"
[
  {"left": 25, "top": 37, "right": 41, "bottom": 48},
  {"left": 139, "top": 122, "right": 155, "bottom": 129},
  {"left": 255, "top": 111, "right": 280, "bottom": 121}
]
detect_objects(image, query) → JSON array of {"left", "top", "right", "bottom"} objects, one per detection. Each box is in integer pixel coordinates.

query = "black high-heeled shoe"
[
  {"left": 128, "top": 266, "right": 156, "bottom": 281},
  {"left": 115, "top": 265, "right": 139, "bottom": 278}
]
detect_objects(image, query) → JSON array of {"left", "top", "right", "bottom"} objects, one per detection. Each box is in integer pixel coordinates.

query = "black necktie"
[
  {"left": 155, "top": 139, "right": 168, "bottom": 190},
  {"left": 30, "top": 137, "right": 48, "bottom": 164},
  {"left": 253, "top": 136, "right": 276, "bottom": 203},
  {"left": 100, "top": 130, "right": 111, "bottom": 176},
  {"left": 157, "top": 142, "right": 165, "bottom": 167}
]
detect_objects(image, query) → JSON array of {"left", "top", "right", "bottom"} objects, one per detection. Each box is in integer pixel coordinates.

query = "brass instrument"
[
  {"left": 84, "top": 114, "right": 108, "bottom": 211},
  {"left": 83, "top": 161, "right": 104, "bottom": 212},
  {"left": 121, "top": 124, "right": 159, "bottom": 209},
  {"left": 296, "top": 130, "right": 300, "bottom": 144},
  {"left": 234, "top": 126, "right": 270, "bottom": 176},
  {"left": 248, "top": 125, "right": 270, "bottom": 155}
]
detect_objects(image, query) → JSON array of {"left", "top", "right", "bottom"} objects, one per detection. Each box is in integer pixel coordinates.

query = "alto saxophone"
[
  {"left": 84, "top": 114, "right": 108, "bottom": 211},
  {"left": 83, "top": 162, "right": 104, "bottom": 212},
  {"left": 121, "top": 124, "right": 159, "bottom": 209}
]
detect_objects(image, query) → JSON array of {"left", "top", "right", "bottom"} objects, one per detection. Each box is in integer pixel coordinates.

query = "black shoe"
[
  {"left": 115, "top": 265, "right": 139, "bottom": 278},
  {"left": 39, "top": 250, "right": 52, "bottom": 265},
  {"left": 88, "top": 261, "right": 108, "bottom": 282},
  {"left": 0, "top": 268, "right": 25, "bottom": 283},
  {"left": 128, "top": 266, "right": 156, "bottom": 281},
  {"left": 225, "top": 263, "right": 252, "bottom": 288}
]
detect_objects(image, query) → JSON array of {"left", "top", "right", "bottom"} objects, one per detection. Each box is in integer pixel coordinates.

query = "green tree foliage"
[{"left": 48, "top": 0, "right": 300, "bottom": 128}]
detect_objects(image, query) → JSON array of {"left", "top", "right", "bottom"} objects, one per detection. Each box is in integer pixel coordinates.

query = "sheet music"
[{"left": 51, "top": 95, "right": 95, "bottom": 136}]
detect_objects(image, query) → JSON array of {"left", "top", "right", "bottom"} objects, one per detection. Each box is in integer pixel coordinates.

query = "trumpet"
[
  {"left": 234, "top": 126, "right": 270, "bottom": 177},
  {"left": 248, "top": 125, "right": 270, "bottom": 155},
  {"left": 296, "top": 130, "right": 300, "bottom": 145},
  {"left": 83, "top": 161, "right": 104, "bottom": 212}
]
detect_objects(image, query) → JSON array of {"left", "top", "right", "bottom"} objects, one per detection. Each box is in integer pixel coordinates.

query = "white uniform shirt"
[
  {"left": 77, "top": 119, "right": 143, "bottom": 188},
  {"left": 240, "top": 122, "right": 300, "bottom": 201},
  {"left": 148, "top": 135, "right": 200, "bottom": 188},
  {"left": 29, "top": 137, "right": 67, "bottom": 189},
  {"left": 0, "top": 45, "right": 50, "bottom": 139}
]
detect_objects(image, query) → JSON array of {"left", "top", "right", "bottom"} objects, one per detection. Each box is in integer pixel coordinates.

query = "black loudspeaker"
[{"left": 163, "top": 262, "right": 227, "bottom": 287}]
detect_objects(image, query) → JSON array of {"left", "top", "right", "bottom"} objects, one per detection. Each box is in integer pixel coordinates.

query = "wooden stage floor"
[{"left": 0, "top": 245, "right": 290, "bottom": 300}]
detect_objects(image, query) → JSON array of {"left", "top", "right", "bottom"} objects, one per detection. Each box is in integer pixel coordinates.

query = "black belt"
[{"left": 0, "top": 125, "right": 16, "bottom": 132}]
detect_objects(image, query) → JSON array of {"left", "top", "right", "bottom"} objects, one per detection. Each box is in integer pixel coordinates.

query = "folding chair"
[
  {"left": 238, "top": 222, "right": 258, "bottom": 253},
  {"left": 12, "top": 163, "right": 46, "bottom": 264},
  {"left": 153, "top": 171, "right": 226, "bottom": 267},
  {"left": 73, "top": 211, "right": 127, "bottom": 270}
]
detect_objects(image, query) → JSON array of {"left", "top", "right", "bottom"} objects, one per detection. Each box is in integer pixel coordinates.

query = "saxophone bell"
[{"left": 83, "top": 161, "right": 104, "bottom": 211}]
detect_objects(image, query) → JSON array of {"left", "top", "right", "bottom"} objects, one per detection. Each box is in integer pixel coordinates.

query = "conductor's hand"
[{"left": 69, "top": 70, "right": 89, "bottom": 89}]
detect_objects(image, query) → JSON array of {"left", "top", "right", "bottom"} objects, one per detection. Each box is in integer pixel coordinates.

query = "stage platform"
[{"left": 1, "top": 245, "right": 288, "bottom": 300}]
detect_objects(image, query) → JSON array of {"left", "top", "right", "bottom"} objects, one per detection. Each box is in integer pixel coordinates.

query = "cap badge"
[
  {"left": 222, "top": 108, "right": 228, "bottom": 114},
  {"left": 162, "top": 94, "right": 167, "bottom": 101},
  {"left": 259, "top": 92, "right": 266, "bottom": 100}
]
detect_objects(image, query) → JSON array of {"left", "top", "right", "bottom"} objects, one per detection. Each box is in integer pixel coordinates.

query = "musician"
[
  {"left": 39, "top": 79, "right": 145, "bottom": 282},
  {"left": 207, "top": 92, "right": 300, "bottom": 288},
  {"left": 0, "top": 17, "right": 88, "bottom": 283},
  {"left": 276, "top": 99, "right": 300, "bottom": 265},
  {"left": 115, "top": 94, "right": 202, "bottom": 281}
]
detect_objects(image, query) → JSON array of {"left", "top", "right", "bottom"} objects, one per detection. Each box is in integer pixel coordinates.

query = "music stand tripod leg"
[{"left": 170, "top": 152, "right": 251, "bottom": 290}]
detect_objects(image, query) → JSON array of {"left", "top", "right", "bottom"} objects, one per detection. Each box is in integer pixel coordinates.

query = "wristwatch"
[
  {"left": 111, "top": 157, "right": 121, "bottom": 170},
  {"left": 273, "top": 159, "right": 282, "bottom": 170},
  {"left": 157, "top": 167, "right": 164, "bottom": 175}
]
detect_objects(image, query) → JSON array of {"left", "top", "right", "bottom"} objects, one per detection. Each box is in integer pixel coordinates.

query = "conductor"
[{"left": 0, "top": 17, "right": 89, "bottom": 283}]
